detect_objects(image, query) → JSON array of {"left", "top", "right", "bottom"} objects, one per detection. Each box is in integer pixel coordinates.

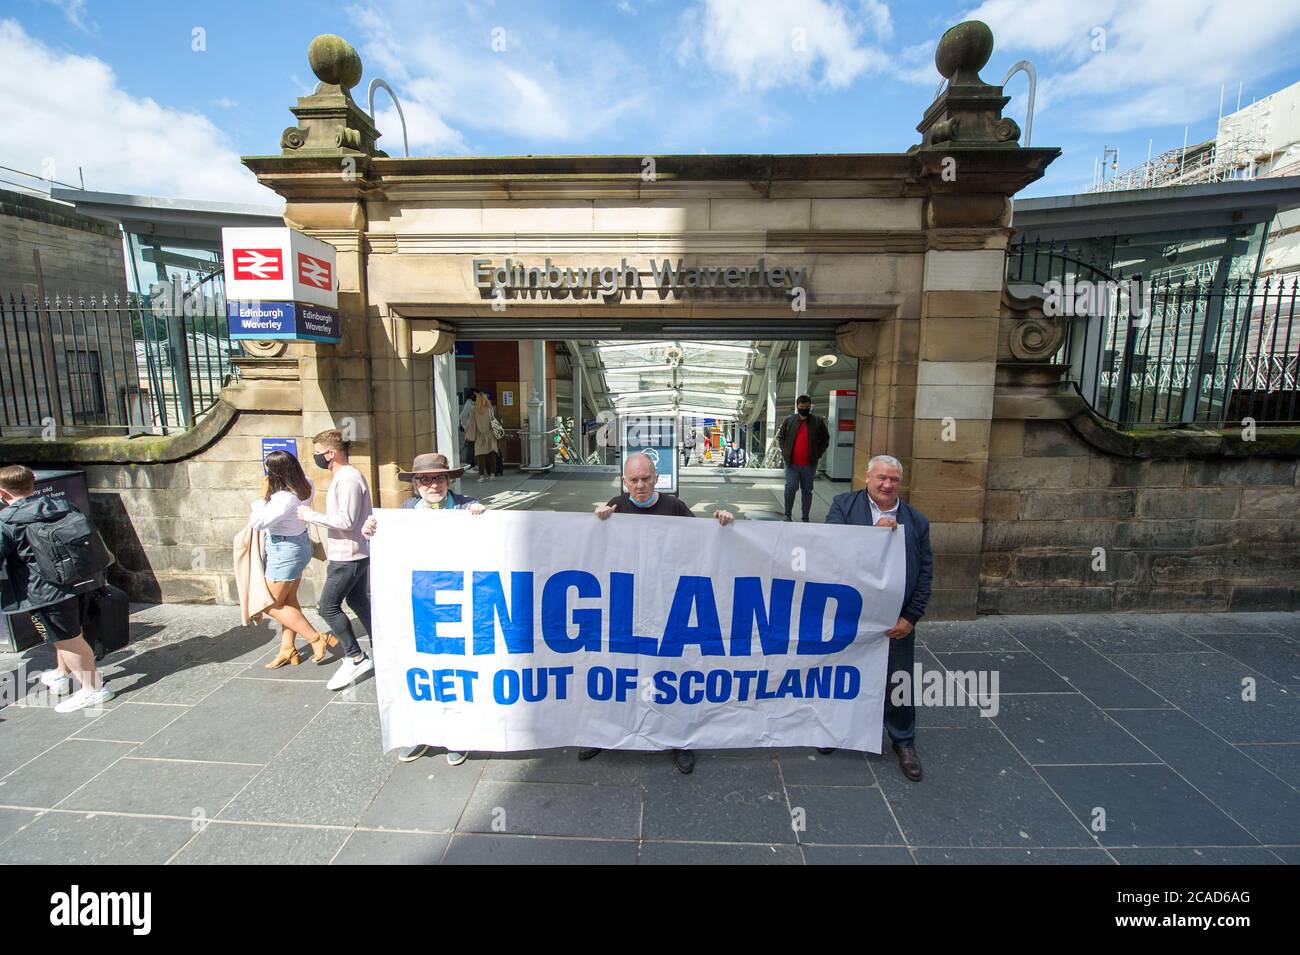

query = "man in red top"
[{"left": 776, "top": 394, "right": 830, "bottom": 522}]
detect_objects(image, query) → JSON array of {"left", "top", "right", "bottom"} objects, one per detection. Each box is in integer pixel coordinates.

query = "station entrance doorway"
[{"left": 437, "top": 326, "right": 860, "bottom": 521}]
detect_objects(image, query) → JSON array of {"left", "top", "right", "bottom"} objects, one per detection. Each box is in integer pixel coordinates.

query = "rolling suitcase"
[{"left": 83, "top": 584, "right": 130, "bottom": 660}]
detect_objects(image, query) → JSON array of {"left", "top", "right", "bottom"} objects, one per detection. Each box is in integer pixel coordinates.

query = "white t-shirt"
[{"left": 249, "top": 478, "right": 314, "bottom": 536}]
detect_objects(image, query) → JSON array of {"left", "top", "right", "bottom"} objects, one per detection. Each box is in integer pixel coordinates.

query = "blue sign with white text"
[
  {"left": 227, "top": 300, "right": 341, "bottom": 343},
  {"left": 261, "top": 438, "right": 298, "bottom": 472}
]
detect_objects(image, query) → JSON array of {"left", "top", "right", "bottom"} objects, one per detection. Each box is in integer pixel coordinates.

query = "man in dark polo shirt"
[
  {"left": 579, "top": 451, "right": 734, "bottom": 774},
  {"left": 777, "top": 394, "right": 830, "bottom": 523}
]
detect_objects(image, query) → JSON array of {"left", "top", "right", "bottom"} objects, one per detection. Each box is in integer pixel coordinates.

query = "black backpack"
[{"left": 24, "top": 508, "right": 114, "bottom": 594}]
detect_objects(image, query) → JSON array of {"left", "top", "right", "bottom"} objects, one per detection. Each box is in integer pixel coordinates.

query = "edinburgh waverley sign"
[
  {"left": 222, "top": 227, "right": 342, "bottom": 343},
  {"left": 473, "top": 258, "right": 808, "bottom": 302}
]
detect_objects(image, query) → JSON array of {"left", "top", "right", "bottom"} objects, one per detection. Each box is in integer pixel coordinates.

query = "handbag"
[
  {"left": 491, "top": 414, "right": 505, "bottom": 440},
  {"left": 307, "top": 523, "right": 327, "bottom": 562}
]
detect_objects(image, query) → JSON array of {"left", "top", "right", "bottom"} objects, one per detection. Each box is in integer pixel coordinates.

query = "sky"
[{"left": 3, "top": 0, "right": 1300, "bottom": 207}]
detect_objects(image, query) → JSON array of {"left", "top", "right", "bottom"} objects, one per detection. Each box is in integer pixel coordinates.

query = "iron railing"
[
  {"left": 0, "top": 270, "right": 241, "bottom": 436},
  {"left": 1007, "top": 239, "right": 1299, "bottom": 427}
]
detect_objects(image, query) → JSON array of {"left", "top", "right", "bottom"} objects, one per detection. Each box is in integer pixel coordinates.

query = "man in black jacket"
[
  {"left": 776, "top": 395, "right": 830, "bottom": 522},
  {"left": 0, "top": 465, "right": 113, "bottom": 713},
  {"left": 825, "top": 454, "right": 933, "bottom": 781}
]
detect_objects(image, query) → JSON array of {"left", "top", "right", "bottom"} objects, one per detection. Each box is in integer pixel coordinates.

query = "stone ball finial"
[
  {"left": 308, "top": 34, "right": 363, "bottom": 90},
  {"left": 935, "top": 20, "right": 994, "bottom": 86}
]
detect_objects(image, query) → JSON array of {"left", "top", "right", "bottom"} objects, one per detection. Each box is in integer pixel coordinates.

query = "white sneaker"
[
  {"left": 54, "top": 684, "right": 114, "bottom": 713},
  {"left": 326, "top": 655, "right": 373, "bottom": 691},
  {"left": 398, "top": 744, "right": 430, "bottom": 762},
  {"left": 40, "top": 670, "right": 72, "bottom": 695}
]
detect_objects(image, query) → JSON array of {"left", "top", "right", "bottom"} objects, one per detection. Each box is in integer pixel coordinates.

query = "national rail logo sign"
[
  {"left": 297, "top": 252, "right": 332, "bottom": 290},
  {"left": 231, "top": 248, "right": 283, "bottom": 281},
  {"left": 221, "top": 227, "right": 338, "bottom": 309}
]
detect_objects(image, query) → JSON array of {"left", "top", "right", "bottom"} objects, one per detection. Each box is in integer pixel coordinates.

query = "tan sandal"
[
  {"left": 306, "top": 631, "right": 339, "bottom": 664},
  {"left": 265, "top": 630, "right": 302, "bottom": 669}
]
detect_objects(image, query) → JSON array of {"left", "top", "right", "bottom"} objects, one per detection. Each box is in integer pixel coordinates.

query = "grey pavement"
[{"left": 1, "top": 603, "right": 1298, "bottom": 864}]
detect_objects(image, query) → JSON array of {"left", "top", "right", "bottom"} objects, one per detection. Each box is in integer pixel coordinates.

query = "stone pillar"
[
  {"left": 868, "top": 19, "right": 1058, "bottom": 618},
  {"left": 243, "top": 34, "right": 431, "bottom": 508},
  {"left": 435, "top": 351, "right": 458, "bottom": 466}
]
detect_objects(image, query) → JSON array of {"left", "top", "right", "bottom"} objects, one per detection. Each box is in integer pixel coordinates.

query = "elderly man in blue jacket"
[{"left": 825, "top": 454, "right": 933, "bottom": 782}]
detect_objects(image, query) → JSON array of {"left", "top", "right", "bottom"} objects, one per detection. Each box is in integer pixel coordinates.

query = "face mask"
[
  {"left": 313, "top": 452, "right": 330, "bottom": 470},
  {"left": 629, "top": 491, "right": 659, "bottom": 508},
  {"left": 798, "top": 407, "right": 811, "bottom": 417}
]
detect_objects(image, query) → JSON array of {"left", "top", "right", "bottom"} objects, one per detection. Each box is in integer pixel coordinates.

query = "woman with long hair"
[
  {"left": 467, "top": 391, "right": 500, "bottom": 483},
  {"left": 248, "top": 450, "right": 338, "bottom": 668}
]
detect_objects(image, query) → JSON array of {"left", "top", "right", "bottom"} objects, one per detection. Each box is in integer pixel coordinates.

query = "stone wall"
[
  {"left": 0, "top": 189, "right": 126, "bottom": 298},
  {"left": 0, "top": 362, "right": 339, "bottom": 606},
  {"left": 980, "top": 414, "right": 1300, "bottom": 613}
]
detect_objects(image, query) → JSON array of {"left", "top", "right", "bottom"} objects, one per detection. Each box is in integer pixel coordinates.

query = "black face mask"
[
  {"left": 313, "top": 452, "right": 330, "bottom": 470},
  {"left": 798, "top": 407, "right": 811, "bottom": 417}
]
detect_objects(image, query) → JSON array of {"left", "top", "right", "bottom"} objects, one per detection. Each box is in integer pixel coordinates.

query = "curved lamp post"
[
  {"left": 1000, "top": 60, "right": 1036, "bottom": 147},
  {"left": 933, "top": 59, "right": 1036, "bottom": 147},
  {"left": 367, "top": 78, "right": 409, "bottom": 158}
]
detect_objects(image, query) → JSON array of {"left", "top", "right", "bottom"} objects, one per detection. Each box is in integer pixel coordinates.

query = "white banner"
[{"left": 370, "top": 509, "right": 906, "bottom": 753}]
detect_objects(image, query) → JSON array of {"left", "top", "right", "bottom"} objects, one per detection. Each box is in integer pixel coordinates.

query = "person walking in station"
[
  {"left": 466, "top": 392, "right": 500, "bottom": 482},
  {"left": 299, "top": 429, "right": 374, "bottom": 692},
  {"left": 247, "top": 451, "right": 337, "bottom": 668}
]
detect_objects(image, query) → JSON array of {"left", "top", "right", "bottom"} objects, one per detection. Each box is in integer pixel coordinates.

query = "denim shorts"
[{"left": 264, "top": 531, "right": 312, "bottom": 582}]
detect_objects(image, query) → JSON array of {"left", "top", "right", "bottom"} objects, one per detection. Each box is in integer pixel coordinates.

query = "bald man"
[{"left": 583, "top": 451, "right": 734, "bottom": 774}]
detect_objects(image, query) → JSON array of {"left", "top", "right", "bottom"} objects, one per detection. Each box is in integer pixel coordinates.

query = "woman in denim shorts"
[{"left": 248, "top": 451, "right": 338, "bottom": 668}]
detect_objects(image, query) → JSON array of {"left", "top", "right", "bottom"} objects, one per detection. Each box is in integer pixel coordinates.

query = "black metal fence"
[
  {"left": 0, "top": 270, "right": 240, "bottom": 436},
  {"left": 1008, "top": 240, "right": 1300, "bottom": 427}
]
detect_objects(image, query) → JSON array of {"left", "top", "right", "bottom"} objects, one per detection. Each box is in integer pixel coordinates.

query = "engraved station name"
[{"left": 472, "top": 258, "right": 807, "bottom": 302}]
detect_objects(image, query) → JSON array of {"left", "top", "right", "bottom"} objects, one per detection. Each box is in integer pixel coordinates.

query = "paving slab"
[
  {"left": 1037, "top": 765, "right": 1258, "bottom": 848},
  {"left": 801, "top": 845, "right": 914, "bottom": 864},
  {"left": 1109, "top": 653, "right": 1300, "bottom": 744},
  {"left": 871, "top": 727, "right": 1094, "bottom": 849},
  {"left": 332, "top": 830, "right": 451, "bottom": 864},
  {"left": 787, "top": 784, "right": 903, "bottom": 845},
  {"left": 638, "top": 841, "right": 803, "bottom": 864},
  {"left": 458, "top": 780, "right": 642, "bottom": 839},
  {"left": 442, "top": 833, "right": 638, "bottom": 864},
  {"left": 640, "top": 757, "right": 794, "bottom": 844},
  {"left": 1105, "top": 708, "right": 1300, "bottom": 844},
  {"left": 0, "top": 739, "right": 135, "bottom": 808},
  {"left": 217, "top": 701, "right": 394, "bottom": 827},
  {"left": 991, "top": 695, "right": 1157, "bottom": 766},
  {"left": 134, "top": 677, "right": 330, "bottom": 763},
  {"left": 1235, "top": 743, "right": 1300, "bottom": 788},
  {"left": 914, "top": 848, "right": 1113, "bottom": 864},
  {"left": 358, "top": 755, "right": 484, "bottom": 832},
  {"left": 59, "top": 757, "right": 260, "bottom": 818},
  {"left": 70, "top": 702, "right": 188, "bottom": 743},
  {"left": 171, "top": 821, "right": 349, "bottom": 865},
  {"left": 0, "top": 811, "right": 196, "bottom": 864}
]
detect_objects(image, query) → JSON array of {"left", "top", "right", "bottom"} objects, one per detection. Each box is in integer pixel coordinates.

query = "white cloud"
[
  {"left": 40, "top": 0, "right": 93, "bottom": 32},
  {"left": 347, "top": 1, "right": 650, "bottom": 150},
  {"left": 678, "top": 0, "right": 893, "bottom": 92},
  {"left": 966, "top": 0, "right": 1300, "bottom": 132},
  {"left": 0, "top": 19, "right": 278, "bottom": 205}
]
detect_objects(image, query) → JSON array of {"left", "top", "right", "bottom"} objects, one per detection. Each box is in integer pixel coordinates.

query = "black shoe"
[
  {"left": 672, "top": 749, "right": 696, "bottom": 774},
  {"left": 817, "top": 747, "right": 837, "bottom": 754},
  {"left": 801, "top": 517, "right": 810, "bottom": 523},
  {"left": 783, "top": 514, "right": 792, "bottom": 522},
  {"left": 577, "top": 747, "right": 602, "bottom": 761},
  {"left": 893, "top": 742, "right": 923, "bottom": 782}
]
